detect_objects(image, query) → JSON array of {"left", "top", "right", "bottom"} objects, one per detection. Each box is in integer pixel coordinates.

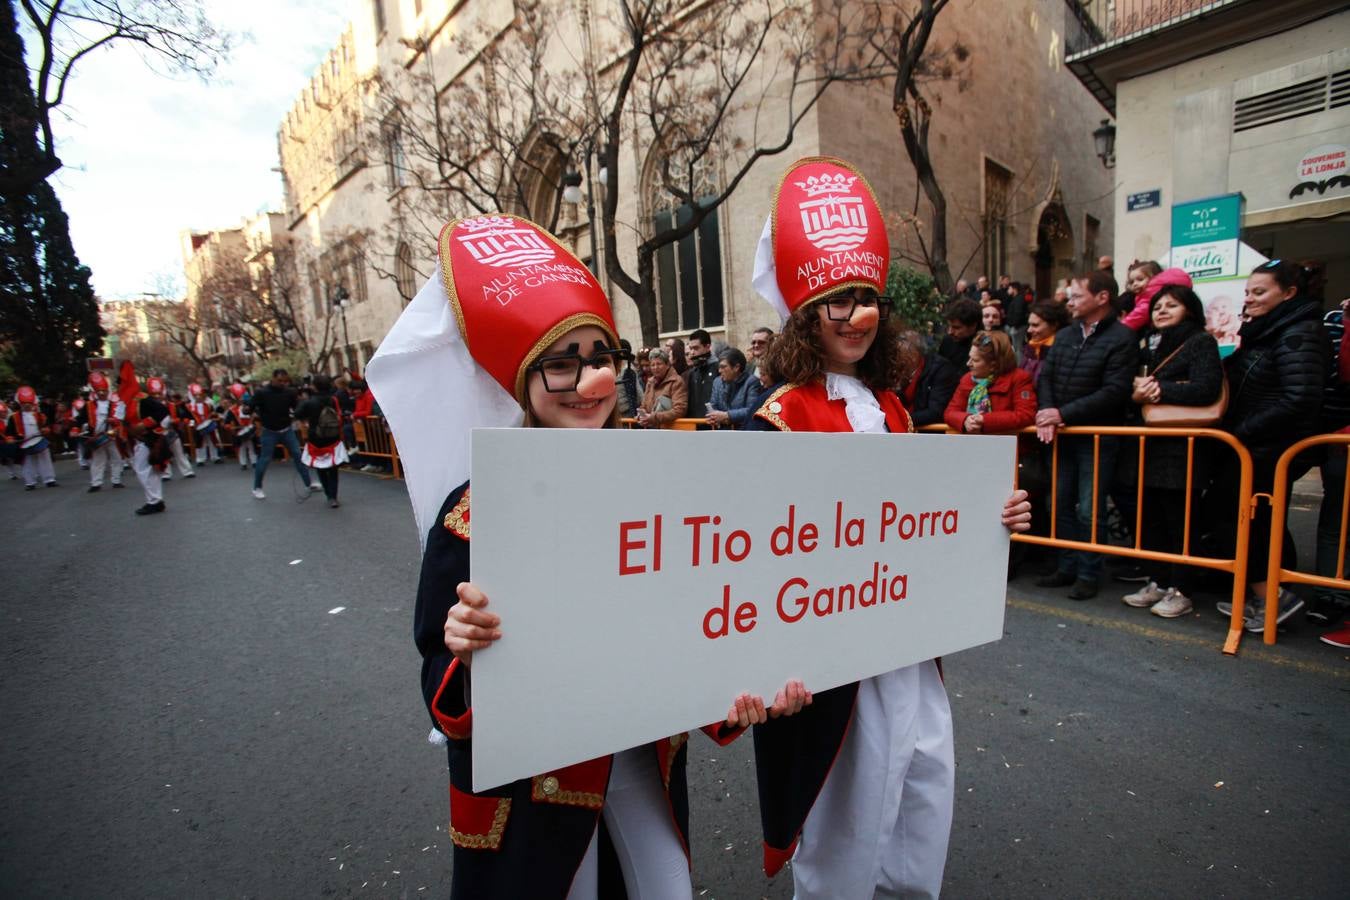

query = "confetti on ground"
[
  {"left": 329, "top": 607, "right": 346, "bottom": 615},
  {"left": 1057, "top": 623, "right": 1067, "bottom": 628},
  {"left": 289, "top": 559, "right": 302, "bottom": 565}
]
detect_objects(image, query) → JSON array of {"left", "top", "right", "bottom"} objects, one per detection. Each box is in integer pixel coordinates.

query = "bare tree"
[
  {"left": 595, "top": 0, "right": 898, "bottom": 344},
  {"left": 114, "top": 333, "right": 196, "bottom": 386},
  {"left": 866, "top": 0, "right": 969, "bottom": 294},
  {"left": 142, "top": 299, "right": 213, "bottom": 385},
  {"left": 5, "top": 0, "right": 231, "bottom": 193}
]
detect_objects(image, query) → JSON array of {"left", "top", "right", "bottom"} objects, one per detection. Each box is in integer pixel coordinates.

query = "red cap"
[
  {"left": 229, "top": 383, "right": 246, "bottom": 399},
  {"left": 146, "top": 377, "right": 164, "bottom": 396},
  {"left": 16, "top": 386, "right": 36, "bottom": 404},
  {"left": 188, "top": 383, "right": 204, "bottom": 397},
  {"left": 88, "top": 371, "right": 108, "bottom": 391},
  {"left": 771, "top": 157, "right": 888, "bottom": 314},
  {"left": 438, "top": 214, "right": 618, "bottom": 402}
]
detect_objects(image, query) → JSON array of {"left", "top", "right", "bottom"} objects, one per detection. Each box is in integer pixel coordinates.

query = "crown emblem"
[
  {"left": 455, "top": 217, "right": 556, "bottom": 268},
  {"left": 793, "top": 173, "right": 858, "bottom": 198}
]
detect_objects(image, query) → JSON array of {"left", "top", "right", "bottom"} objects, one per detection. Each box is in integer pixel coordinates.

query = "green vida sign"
[{"left": 1170, "top": 193, "right": 1242, "bottom": 279}]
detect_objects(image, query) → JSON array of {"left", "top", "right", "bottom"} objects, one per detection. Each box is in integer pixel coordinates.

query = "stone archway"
[{"left": 1034, "top": 202, "right": 1075, "bottom": 300}]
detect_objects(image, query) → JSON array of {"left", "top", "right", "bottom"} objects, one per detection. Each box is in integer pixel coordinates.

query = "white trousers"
[
  {"left": 792, "top": 660, "right": 955, "bottom": 900},
  {"left": 163, "top": 433, "right": 193, "bottom": 478},
  {"left": 236, "top": 438, "right": 256, "bottom": 467},
  {"left": 131, "top": 442, "right": 162, "bottom": 504},
  {"left": 88, "top": 443, "right": 123, "bottom": 486},
  {"left": 566, "top": 745, "right": 691, "bottom": 900},
  {"left": 194, "top": 432, "right": 219, "bottom": 463},
  {"left": 22, "top": 449, "right": 55, "bottom": 486}
]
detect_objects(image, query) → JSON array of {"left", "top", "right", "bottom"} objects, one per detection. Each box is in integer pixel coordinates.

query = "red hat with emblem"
[
  {"left": 16, "top": 386, "right": 36, "bottom": 404},
  {"left": 229, "top": 382, "right": 246, "bottom": 400},
  {"left": 188, "top": 383, "right": 204, "bottom": 397},
  {"left": 754, "top": 157, "right": 889, "bottom": 318},
  {"left": 146, "top": 376, "right": 165, "bottom": 396},
  {"left": 88, "top": 371, "right": 108, "bottom": 391},
  {"left": 438, "top": 213, "right": 618, "bottom": 403}
]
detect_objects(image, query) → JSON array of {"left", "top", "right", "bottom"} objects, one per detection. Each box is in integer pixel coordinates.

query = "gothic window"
[
  {"left": 395, "top": 240, "right": 417, "bottom": 304},
  {"left": 983, "top": 158, "right": 1013, "bottom": 279},
  {"left": 648, "top": 156, "right": 724, "bottom": 333}
]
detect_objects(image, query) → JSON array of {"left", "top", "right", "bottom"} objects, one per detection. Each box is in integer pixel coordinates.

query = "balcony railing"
[{"left": 1065, "top": 0, "right": 1241, "bottom": 55}]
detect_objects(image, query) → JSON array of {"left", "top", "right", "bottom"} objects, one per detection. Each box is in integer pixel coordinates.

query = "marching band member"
[
  {"left": 187, "top": 383, "right": 222, "bottom": 465},
  {"left": 224, "top": 383, "right": 257, "bottom": 471},
  {"left": 71, "top": 397, "right": 89, "bottom": 468},
  {"left": 5, "top": 386, "right": 58, "bottom": 489},
  {"left": 747, "top": 158, "right": 1031, "bottom": 899},
  {"left": 0, "top": 402, "right": 20, "bottom": 480},
  {"left": 149, "top": 379, "right": 194, "bottom": 479},
  {"left": 75, "top": 372, "right": 126, "bottom": 492},
  {"left": 367, "top": 215, "right": 807, "bottom": 899},
  {"left": 122, "top": 369, "right": 171, "bottom": 516}
]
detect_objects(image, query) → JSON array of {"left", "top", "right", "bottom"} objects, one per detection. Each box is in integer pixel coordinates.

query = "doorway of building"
[{"left": 1035, "top": 203, "right": 1075, "bottom": 299}]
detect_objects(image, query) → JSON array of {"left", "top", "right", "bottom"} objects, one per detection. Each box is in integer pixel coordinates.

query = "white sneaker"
[
  {"left": 308, "top": 482, "right": 322, "bottom": 492},
  {"left": 252, "top": 488, "right": 265, "bottom": 500},
  {"left": 1150, "top": 588, "right": 1193, "bottom": 618},
  {"left": 1122, "top": 580, "right": 1165, "bottom": 608}
]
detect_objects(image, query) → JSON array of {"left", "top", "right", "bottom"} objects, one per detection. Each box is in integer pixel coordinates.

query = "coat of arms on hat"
[
  {"left": 456, "top": 216, "right": 556, "bottom": 268},
  {"left": 794, "top": 172, "right": 868, "bottom": 252}
]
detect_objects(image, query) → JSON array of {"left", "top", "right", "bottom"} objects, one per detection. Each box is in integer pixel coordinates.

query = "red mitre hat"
[
  {"left": 88, "top": 372, "right": 108, "bottom": 391},
  {"left": 771, "top": 157, "right": 888, "bottom": 314},
  {"left": 438, "top": 214, "right": 618, "bottom": 403}
]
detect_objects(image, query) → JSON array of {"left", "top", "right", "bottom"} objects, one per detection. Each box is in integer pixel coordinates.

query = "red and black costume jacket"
[
  {"left": 75, "top": 398, "right": 124, "bottom": 438},
  {"left": 746, "top": 380, "right": 917, "bottom": 876},
  {"left": 5, "top": 410, "right": 47, "bottom": 441},
  {"left": 416, "top": 480, "right": 743, "bottom": 898},
  {"left": 188, "top": 399, "right": 214, "bottom": 427}
]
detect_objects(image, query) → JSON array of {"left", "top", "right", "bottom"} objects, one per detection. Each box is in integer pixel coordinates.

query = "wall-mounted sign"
[
  {"left": 1170, "top": 193, "right": 1241, "bottom": 279},
  {"left": 1290, "top": 144, "right": 1349, "bottom": 199},
  {"left": 1127, "top": 189, "right": 1161, "bottom": 212}
]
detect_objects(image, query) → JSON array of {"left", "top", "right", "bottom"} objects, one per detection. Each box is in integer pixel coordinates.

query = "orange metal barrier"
[
  {"left": 353, "top": 416, "right": 402, "bottom": 478},
  {"left": 620, "top": 417, "right": 710, "bottom": 431},
  {"left": 923, "top": 423, "right": 1256, "bottom": 654},
  {"left": 1260, "top": 433, "right": 1350, "bottom": 644}
]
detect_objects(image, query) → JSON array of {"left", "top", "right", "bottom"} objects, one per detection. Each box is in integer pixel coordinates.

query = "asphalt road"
[{"left": 2, "top": 457, "right": 1346, "bottom": 899}]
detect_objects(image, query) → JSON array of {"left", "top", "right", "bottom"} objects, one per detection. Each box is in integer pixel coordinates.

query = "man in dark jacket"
[
  {"left": 901, "top": 346, "right": 961, "bottom": 428},
  {"left": 250, "top": 368, "right": 315, "bottom": 500},
  {"left": 1034, "top": 270, "right": 1134, "bottom": 599},
  {"left": 682, "top": 328, "right": 720, "bottom": 419},
  {"left": 937, "top": 299, "right": 981, "bottom": 369}
]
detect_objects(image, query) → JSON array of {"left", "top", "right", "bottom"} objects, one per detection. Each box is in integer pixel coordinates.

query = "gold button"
[
  {"left": 768, "top": 401, "right": 782, "bottom": 413},
  {"left": 541, "top": 776, "right": 559, "bottom": 796}
]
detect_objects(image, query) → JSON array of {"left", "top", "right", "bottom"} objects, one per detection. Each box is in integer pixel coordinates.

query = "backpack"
[{"left": 311, "top": 398, "right": 342, "bottom": 446}]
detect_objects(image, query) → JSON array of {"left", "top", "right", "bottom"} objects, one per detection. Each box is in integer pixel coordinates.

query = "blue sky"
[{"left": 38, "top": 1, "right": 355, "bottom": 299}]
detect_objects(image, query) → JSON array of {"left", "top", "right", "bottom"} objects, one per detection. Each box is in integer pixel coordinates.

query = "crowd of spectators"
[{"left": 614, "top": 257, "right": 1350, "bottom": 650}]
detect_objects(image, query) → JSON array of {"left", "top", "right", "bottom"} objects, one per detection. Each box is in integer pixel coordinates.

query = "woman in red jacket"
[{"left": 945, "top": 330, "right": 1038, "bottom": 434}]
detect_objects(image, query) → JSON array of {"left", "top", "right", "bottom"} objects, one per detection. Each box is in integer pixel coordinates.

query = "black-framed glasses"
[
  {"left": 818, "top": 290, "right": 894, "bottom": 322},
  {"left": 527, "top": 347, "right": 633, "bottom": 392}
]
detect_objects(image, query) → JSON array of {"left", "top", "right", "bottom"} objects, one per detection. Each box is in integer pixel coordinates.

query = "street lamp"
[
  {"left": 1093, "top": 118, "right": 1116, "bottom": 169},
  {"left": 332, "top": 285, "right": 351, "bottom": 372},
  {"left": 561, "top": 147, "right": 602, "bottom": 276}
]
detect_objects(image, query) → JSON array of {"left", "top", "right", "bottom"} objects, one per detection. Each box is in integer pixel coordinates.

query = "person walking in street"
[
  {"left": 75, "top": 372, "right": 125, "bottom": 492},
  {"left": 249, "top": 368, "right": 316, "bottom": 500},
  {"left": 296, "top": 375, "right": 348, "bottom": 508},
  {"left": 5, "top": 386, "right": 58, "bottom": 489},
  {"left": 366, "top": 213, "right": 804, "bottom": 899}
]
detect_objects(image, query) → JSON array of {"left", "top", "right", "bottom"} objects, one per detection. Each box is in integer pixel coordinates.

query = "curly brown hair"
[{"left": 764, "top": 303, "right": 908, "bottom": 392}]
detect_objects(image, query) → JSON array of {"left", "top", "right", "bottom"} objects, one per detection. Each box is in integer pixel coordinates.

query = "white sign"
[
  {"left": 1172, "top": 240, "right": 1239, "bottom": 280},
  {"left": 1297, "top": 144, "right": 1348, "bottom": 181},
  {"left": 469, "top": 428, "right": 1014, "bottom": 791}
]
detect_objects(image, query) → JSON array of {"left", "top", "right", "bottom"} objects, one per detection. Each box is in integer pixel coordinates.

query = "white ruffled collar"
[{"left": 825, "top": 372, "right": 887, "bottom": 434}]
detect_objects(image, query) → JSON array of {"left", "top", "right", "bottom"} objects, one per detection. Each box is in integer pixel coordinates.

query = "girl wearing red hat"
[
  {"left": 5, "top": 386, "right": 57, "bottom": 489},
  {"left": 748, "top": 158, "right": 1030, "bottom": 899},
  {"left": 368, "top": 215, "right": 807, "bottom": 898}
]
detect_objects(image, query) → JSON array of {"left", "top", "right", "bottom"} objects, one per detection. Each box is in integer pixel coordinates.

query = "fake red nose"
[
  {"left": 576, "top": 366, "right": 616, "bottom": 400},
  {"left": 849, "top": 304, "right": 879, "bottom": 330}
]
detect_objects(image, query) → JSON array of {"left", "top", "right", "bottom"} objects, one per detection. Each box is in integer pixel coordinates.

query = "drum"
[
  {"left": 195, "top": 420, "right": 218, "bottom": 435},
  {"left": 87, "top": 432, "right": 112, "bottom": 450},
  {"left": 235, "top": 424, "right": 254, "bottom": 438},
  {"left": 21, "top": 435, "right": 49, "bottom": 455}
]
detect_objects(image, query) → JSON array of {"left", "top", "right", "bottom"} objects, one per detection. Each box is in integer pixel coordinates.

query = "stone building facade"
[{"left": 272, "top": 0, "right": 1114, "bottom": 367}]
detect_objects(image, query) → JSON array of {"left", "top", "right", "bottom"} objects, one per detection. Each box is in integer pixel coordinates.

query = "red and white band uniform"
[
  {"left": 129, "top": 395, "right": 174, "bottom": 507},
  {"left": 225, "top": 406, "right": 256, "bottom": 469},
  {"left": 188, "top": 398, "right": 220, "bottom": 463},
  {"left": 162, "top": 403, "right": 195, "bottom": 479},
  {"left": 79, "top": 397, "right": 125, "bottom": 487},
  {"left": 5, "top": 403, "right": 56, "bottom": 487}
]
